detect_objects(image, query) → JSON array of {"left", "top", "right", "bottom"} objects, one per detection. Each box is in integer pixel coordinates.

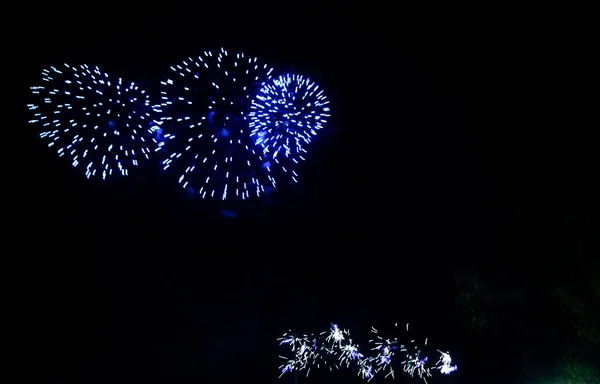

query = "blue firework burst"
[
  {"left": 248, "top": 73, "right": 330, "bottom": 183},
  {"left": 27, "top": 64, "right": 161, "bottom": 180},
  {"left": 156, "top": 48, "right": 278, "bottom": 200}
]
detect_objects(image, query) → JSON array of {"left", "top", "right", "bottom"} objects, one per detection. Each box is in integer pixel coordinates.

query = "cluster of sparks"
[
  {"left": 154, "top": 48, "right": 278, "bottom": 199},
  {"left": 27, "top": 64, "right": 160, "bottom": 180},
  {"left": 27, "top": 48, "right": 331, "bottom": 198},
  {"left": 278, "top": 323, "right": 457, "bottom": 383},
  {"left": 248, "top": 73, "right": 330, "bottom": 183}
]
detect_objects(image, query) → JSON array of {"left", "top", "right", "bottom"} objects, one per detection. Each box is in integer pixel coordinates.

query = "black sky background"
[{"left": 19, "top": 3, "right": 599, "bottom": 384}]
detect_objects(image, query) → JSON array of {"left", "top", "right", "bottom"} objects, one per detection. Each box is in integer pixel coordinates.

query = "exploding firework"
[
  {"left": 369, "top": 323, "right": 458, "bottom": 382},
  {"left": 278, "top": 322, "right": 457, "bottom": 382},
  {"left": 278, "top": 324, "right": 361, "bottom": 379},
  {"left": 248, "top": 73, "right": 330, "bottom": 183},
  {"left": 277, "top": 332, "right": 315, "bottom": 377},
  {"left": 27, "top": 64, "right": 161, "bottom": 180},
  {"left": 156, "top": 48, "right": 277, "bottom": 199}
]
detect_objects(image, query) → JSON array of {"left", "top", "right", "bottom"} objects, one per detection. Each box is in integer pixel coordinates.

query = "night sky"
[{"left": 22, "top": 4, "right": 599, "bottom": 384}]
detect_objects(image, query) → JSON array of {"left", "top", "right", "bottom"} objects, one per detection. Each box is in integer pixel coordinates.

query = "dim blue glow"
[
  {"left": 27, "top": 64, "right": 162, "bottom": 180},
  {"left": 220, "top": 209, "right": 237, "bottom": 218}
]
